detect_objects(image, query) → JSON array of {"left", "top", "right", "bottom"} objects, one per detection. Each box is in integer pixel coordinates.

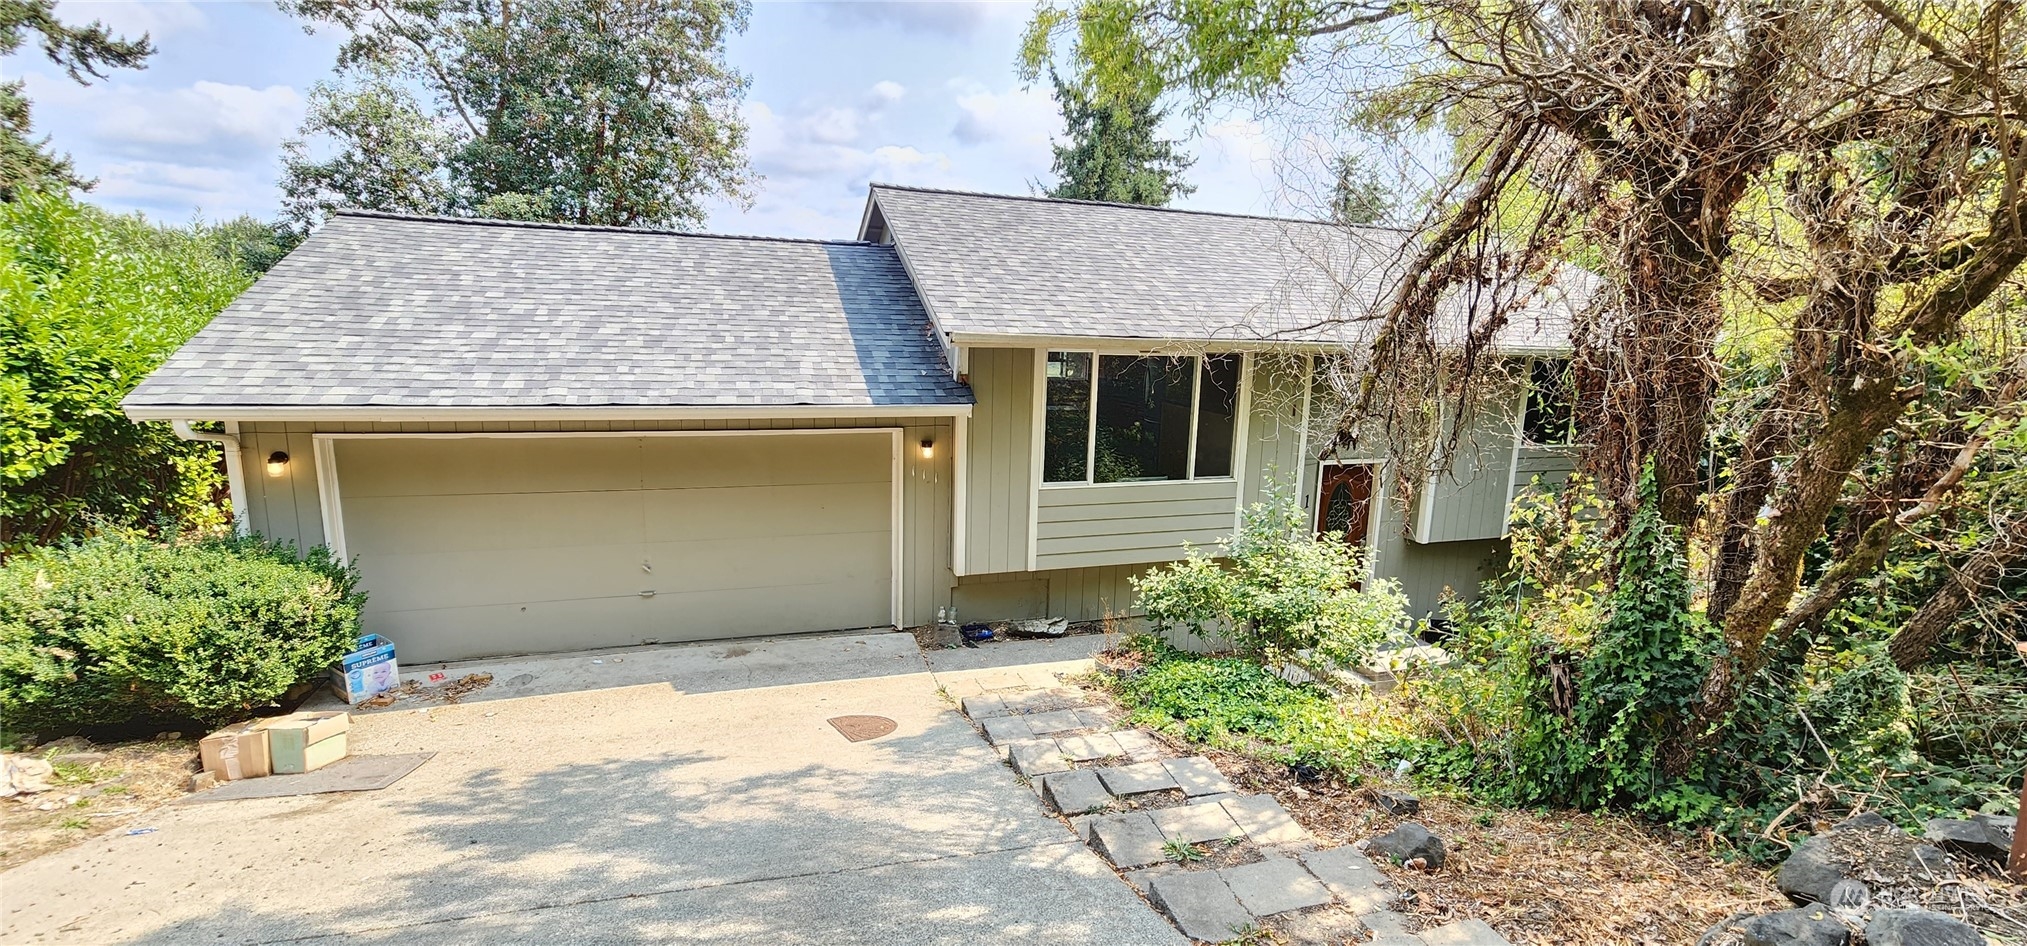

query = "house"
[{"left": 123, "top": 185, "right": 1581, "bottom": 663}]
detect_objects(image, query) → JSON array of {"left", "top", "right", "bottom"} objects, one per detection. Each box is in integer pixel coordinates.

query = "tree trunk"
[{"left": 1889, "top": 516, "right": 2027, "bottom": 669}]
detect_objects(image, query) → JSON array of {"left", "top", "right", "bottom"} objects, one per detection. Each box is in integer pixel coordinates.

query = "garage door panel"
[
  {"left": 640, "top": 481, "right": 890, "bottom": 543},
  {"left": 340, "top": 438, "right": 643, "bottom": 498},
  {"left": 345, "top": 492, "right": 644, "bottom": 555},
  {"left": 639, "top": 434, "right": 889, "bottom": 489},
  {"left": 641, "top": 531, "right": 890, "bottom": 595},
  {"left": 366, "top": 596, "right": 651, "bottom": 663},
  {"left": 357, "top": 544, "right": 648, "bottom": 613},
  {"left": 645, "top": 580, "right": 890, "bottom": 642},
  {"left": 336, "top": 432, "right": 897, "bottom": 663}
]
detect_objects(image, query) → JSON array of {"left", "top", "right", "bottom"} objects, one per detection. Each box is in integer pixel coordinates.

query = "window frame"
[
  {"left": 1520, "top": 356, "right": 1577, "bottom": 448},
  {"left": 1040, "top": 350, "right": 1244, "bottom": 487}
]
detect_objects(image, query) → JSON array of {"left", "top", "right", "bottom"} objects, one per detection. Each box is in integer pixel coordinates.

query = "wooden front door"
[{"left": 1316, "top": 463, "right": 1376, "bottom": 546}]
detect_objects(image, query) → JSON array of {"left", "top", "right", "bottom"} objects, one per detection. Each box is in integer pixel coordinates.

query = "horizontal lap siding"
[
  {"left": 1033, "top": 479, "right": 1240, "bottom": 570},
  {"left": 954, "top": 563, "right": 1151, "bottom": 624}
]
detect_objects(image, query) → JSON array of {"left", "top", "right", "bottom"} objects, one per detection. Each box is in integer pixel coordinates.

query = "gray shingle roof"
[
  {"left": 125, "top": 211, "right": 971, "bottom": 412},
  {"left": 866, "top": 185, "right": 1587, "bottom": 351}
]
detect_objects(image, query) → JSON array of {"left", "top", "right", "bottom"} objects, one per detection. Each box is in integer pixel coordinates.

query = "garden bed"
[{"left": 2, "top": 736, "right": 200, "bottom": 869}]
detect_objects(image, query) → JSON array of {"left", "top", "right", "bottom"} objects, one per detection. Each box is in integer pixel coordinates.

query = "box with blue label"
[{"left": 329, "top": 634, "right": 399, "bottom": 704}]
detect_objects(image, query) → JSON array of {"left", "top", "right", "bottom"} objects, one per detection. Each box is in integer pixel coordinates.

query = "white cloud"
[
  {"left": 948, "top": 81, "right": 1057, "bottom": 147},
  {"left": 818, "top": 1, "right": 994, "bottom": 37},
  {"left": 867, "top": 80, "right": 906, "bottom": 106},
  {"left": 56, "top": 0, "right": 209, "bottom": 43},
  {"left": 26, "top": 73, "right": 303, "bottom": 166}
]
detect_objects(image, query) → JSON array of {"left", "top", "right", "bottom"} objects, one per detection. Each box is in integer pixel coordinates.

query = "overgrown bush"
[
  {"left": 0, "top": 191, "right": 258, "bottom": 554},
  {"left": 1133, "top": 489, "right": 1410, "bottom": 668},
  {"left": 0, "top": 531, "right": 364, "bottom": 731}
]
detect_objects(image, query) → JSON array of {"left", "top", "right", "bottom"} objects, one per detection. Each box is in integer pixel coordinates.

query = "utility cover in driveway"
[
  {"left": 332, "top": 432, "right": 896, "bottom": 662},
  {"left": 828, "top": 716, "right": 898, "bottom": 742}
]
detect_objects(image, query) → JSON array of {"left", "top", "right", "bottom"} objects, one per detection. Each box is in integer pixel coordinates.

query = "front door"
[{"left": 1316, "top": 463, "right": 1376, "bottom": 546}]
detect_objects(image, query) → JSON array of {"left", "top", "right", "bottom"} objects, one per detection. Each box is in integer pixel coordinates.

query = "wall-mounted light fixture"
[
  {"left": 265, "top": 451, "right": 290, "bottom": 477},
  {"left": 919, "top": 439, "right": 935, "bottom": 460}
]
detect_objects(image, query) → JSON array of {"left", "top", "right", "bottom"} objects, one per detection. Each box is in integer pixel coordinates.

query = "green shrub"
[
  {"left": 1133, "top": 488, "right": 1410, "bottom": 668},
  {"left": 0, "top": 531, "right": 364, "bottom": 730},
  {"left": 1114, "top": 636, "right": 1378, "bottom": 773}
]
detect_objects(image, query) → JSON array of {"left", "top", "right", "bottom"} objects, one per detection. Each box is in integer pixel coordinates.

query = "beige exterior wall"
[{"left": 958, "top": 347, "right": 1034, "bottom": 575}]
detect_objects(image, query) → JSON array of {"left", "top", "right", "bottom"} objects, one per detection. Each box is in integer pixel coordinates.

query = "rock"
[
  {"left": 189, "top": 771, "right": 218, "bottom": 792},
  {"left": 1375, "top": 789, "right": 1421, "bottom": 816},
  {"left": 1864, "top": 908, "right": 1986, "bottom": 946},
  {"left": 1778, "top": 815, "right": 1953, "bottom": 905},
  {"left": 153, "top": 732, "right": 182, "bottom": 741},
  {"left": 1823, "top": 880, "right": 1870, "bottom": 911},
  {"left": 1925, "top": 818, "right": 2011, "bottom": 864},
  {"left": 50, "top": 751, "right": 108, "bottom": 767},
  {"left": 1739, "top": 906, "right": 1850, "bottom": 946},
  {"left": 1005, "top": 617, "right": 1069, "bottom": 638},
  {"left": 1367, "top": 822, "right": 1446, "bottom": 870}
]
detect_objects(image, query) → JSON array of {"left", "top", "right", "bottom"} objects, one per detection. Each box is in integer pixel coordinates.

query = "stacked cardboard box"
[
  {"left": 260, "top": 712, "right": 350, "bottom": 774},
  {"left": 197, "top": 711, "right": 351, "bottom": 782},
  {"left": 331, "top": 635, "right": 399, "bottom": 704}
]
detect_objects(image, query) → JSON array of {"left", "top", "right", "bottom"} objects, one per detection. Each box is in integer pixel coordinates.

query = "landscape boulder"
[
  {"left": 1864, "top": 908, "right": 1987, "bottom": 946},
  {"left": 1374, "top": 790, "right": 1420, "bottom": 816},
  {"left": 1738, "top": 906, "right": 1850, "bottom": 946},
  {"left": 1924, "top": 818, "right": 2011, "bottom": 864},
  {"left": 1366, "top": 822, "right": 1446, "bottom": 870},
  {"left": 1777, "top": 814, "right": 1952, "bottom": 905}
]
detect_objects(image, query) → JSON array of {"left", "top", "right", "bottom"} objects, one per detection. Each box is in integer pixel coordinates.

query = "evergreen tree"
[
  {"left": 1042, "top": 71, "right": 1193, "bottom": 206},
  {"left": 0, "top": 1, "right": 153, "bottom": 198}
]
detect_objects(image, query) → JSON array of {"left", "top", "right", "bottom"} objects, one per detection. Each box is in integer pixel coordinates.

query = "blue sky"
[{"left": 7, "top": 1, "right": 1294, "bottom": 239}]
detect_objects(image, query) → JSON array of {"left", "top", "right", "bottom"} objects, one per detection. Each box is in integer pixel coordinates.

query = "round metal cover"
[{"left": 827, "top": 715, "right": 896, "bottom": 742}]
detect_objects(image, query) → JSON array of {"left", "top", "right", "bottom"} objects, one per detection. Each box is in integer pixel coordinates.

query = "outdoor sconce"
[
  {"left": 919, "top": 439, "right": 935, "bottom": 460},
  {"left": 265, "top": 451, "right": 290, "bottom": 477}
]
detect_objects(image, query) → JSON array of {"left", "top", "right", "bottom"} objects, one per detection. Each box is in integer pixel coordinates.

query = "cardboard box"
[
  {"left": 199, "top": 723, "right": 271, "bottom": 781},
  {"left": 258, "top": 712, "right": 351, "bottom": 774},
  {"left": 295, "top": 731, "right": 348, "bottom": 773},
  {"left": 330, "top": 634, "right": 399, "bottom": 704}
]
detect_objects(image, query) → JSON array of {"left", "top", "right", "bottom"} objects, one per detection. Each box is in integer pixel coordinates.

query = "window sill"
[{"left": 1039, "top": 477, "right": 1239, "bottom": 490}]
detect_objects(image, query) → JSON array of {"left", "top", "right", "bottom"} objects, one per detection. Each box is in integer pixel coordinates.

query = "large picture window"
[{"left": 1043, "top": 352, "right": 1242, "bottom": 484}]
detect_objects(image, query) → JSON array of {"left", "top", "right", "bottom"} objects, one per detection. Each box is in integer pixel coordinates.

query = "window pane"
[
  {"left": 1194, "top": 354, "right": 1240, "bottom": 477},
  {"left": 1094, "top": 355, "right": 1193, "bottom": 483},
  {"left": 1524, "top": 359, "right": 1574, "bottom": 445},
  {"left": 1043, "top": 352, "right": 1092, "bottom": 482}
]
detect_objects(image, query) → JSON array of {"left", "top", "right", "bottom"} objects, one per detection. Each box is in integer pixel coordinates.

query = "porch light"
[
  {"left": 265, "top": 451, "right": 290, "bottom": 477},
  {"left": 919, "top": 439, "right": 935, "bottom": 460}
]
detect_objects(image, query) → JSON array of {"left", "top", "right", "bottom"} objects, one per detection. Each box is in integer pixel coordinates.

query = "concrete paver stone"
[
  {"left": 1010, "top": 741, "right": 1072, "bottom": 777},
  {"left": 1021, "top": 709, "right": 1089, "bottom": 736},
  {"left": 1074, "top": 707, "right": 1121, "bottom": 729},
  {"left": 1301, "top": 845, "right": 1391, "bottom": 909},
  {"left": 1122, "top": 863, "right": 1181, "bottom": 894},
  {"left": 1097, "top": 760, "right": 1179, "bottom": 796},
  {"left": 1220, "top": 856, "right": 1335, "bottom": 918},
  {"left": 1147, "top": 871, "right": 1256, "bottom": 944},
  {"left": 981, "top": 715, "right": 1035, "bottom": 746},
  {"left": 1110, "top": 729, "right": 1166, "bottom": 762},
  {"left": 1055, "top": 732, "right": 1126, "bottom": 761},
  {"left": 959, "top": 694, "right": 1010, "bottom": 719},
  {"left": 1420, "top": 919, "right": 1512, "bottom": 946},
  {"left": 1276, "top": 908, "right": 1371, "bottom": 946},
  {"left": 1187, "top": 792, "right": 1242, "bottom": 806},
  {"left": 1222, "top": 795, "right": 1312, "bottom": 846},
  {"left": 1362, "top": 911, "right": 1427, "bottom": 946},
  {"left": 1090, "top": 812, "right": 1170, "bottom": 869},
  {"left": 1150, "top": 803, "right": 1244, "bottom": 845},
  {"left": 1040, "top": 769, "right": 1114, "bottom": 815},
  {"left": 1162, "top": 757, "right": 1237, "bottom": 797}
]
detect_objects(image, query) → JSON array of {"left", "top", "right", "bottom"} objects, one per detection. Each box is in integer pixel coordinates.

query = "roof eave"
[{"left": 122, "top": 403, "right": 975, "bottom": 423}]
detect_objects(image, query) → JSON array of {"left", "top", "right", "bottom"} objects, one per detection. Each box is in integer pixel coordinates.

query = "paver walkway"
[{"left": 930, "top": 641, "right": 1513, "bottom": 946}]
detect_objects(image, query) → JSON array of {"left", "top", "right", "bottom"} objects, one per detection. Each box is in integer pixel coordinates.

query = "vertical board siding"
[
  {"left": 954, "top": 562, "right": 1151, "bottom": 624},
  {"left": 961, "top": 348, "right": 1034, "bottom": 574},
  {"left": 1412, "top": 382, "right": 1525, "bottom": 544},
  {"left": 239, "top": 416, "right": 958, "bottom": 628},
  {"left": 1241, "top": 354, "right": 1308, "bottom": 512}
]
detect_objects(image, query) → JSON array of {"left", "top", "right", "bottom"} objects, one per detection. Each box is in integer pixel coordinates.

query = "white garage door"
[{"left": 328, "top": 432, "right": 896, "bottom": 663}]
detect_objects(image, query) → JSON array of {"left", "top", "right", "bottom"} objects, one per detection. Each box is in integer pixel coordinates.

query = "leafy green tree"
[
  {"left": 1042, "top": 70, "right": 1194, "bottom": 205},
  {"left": 0, "top": 0, "right": 154, "bottom": 197},
  {"left": 1327, "top": 153, "right": 1390, "bottom": 225},
  {"left": 0, "top": 192, "right": 253, "bottom": 554},
  {"left": 279, "top": 0, "right": 755, "bottom": 230}
]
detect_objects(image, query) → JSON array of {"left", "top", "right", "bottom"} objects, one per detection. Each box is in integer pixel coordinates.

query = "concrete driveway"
[{"left": 0, "top": 634, "right": 1184, "bottom": 945}]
